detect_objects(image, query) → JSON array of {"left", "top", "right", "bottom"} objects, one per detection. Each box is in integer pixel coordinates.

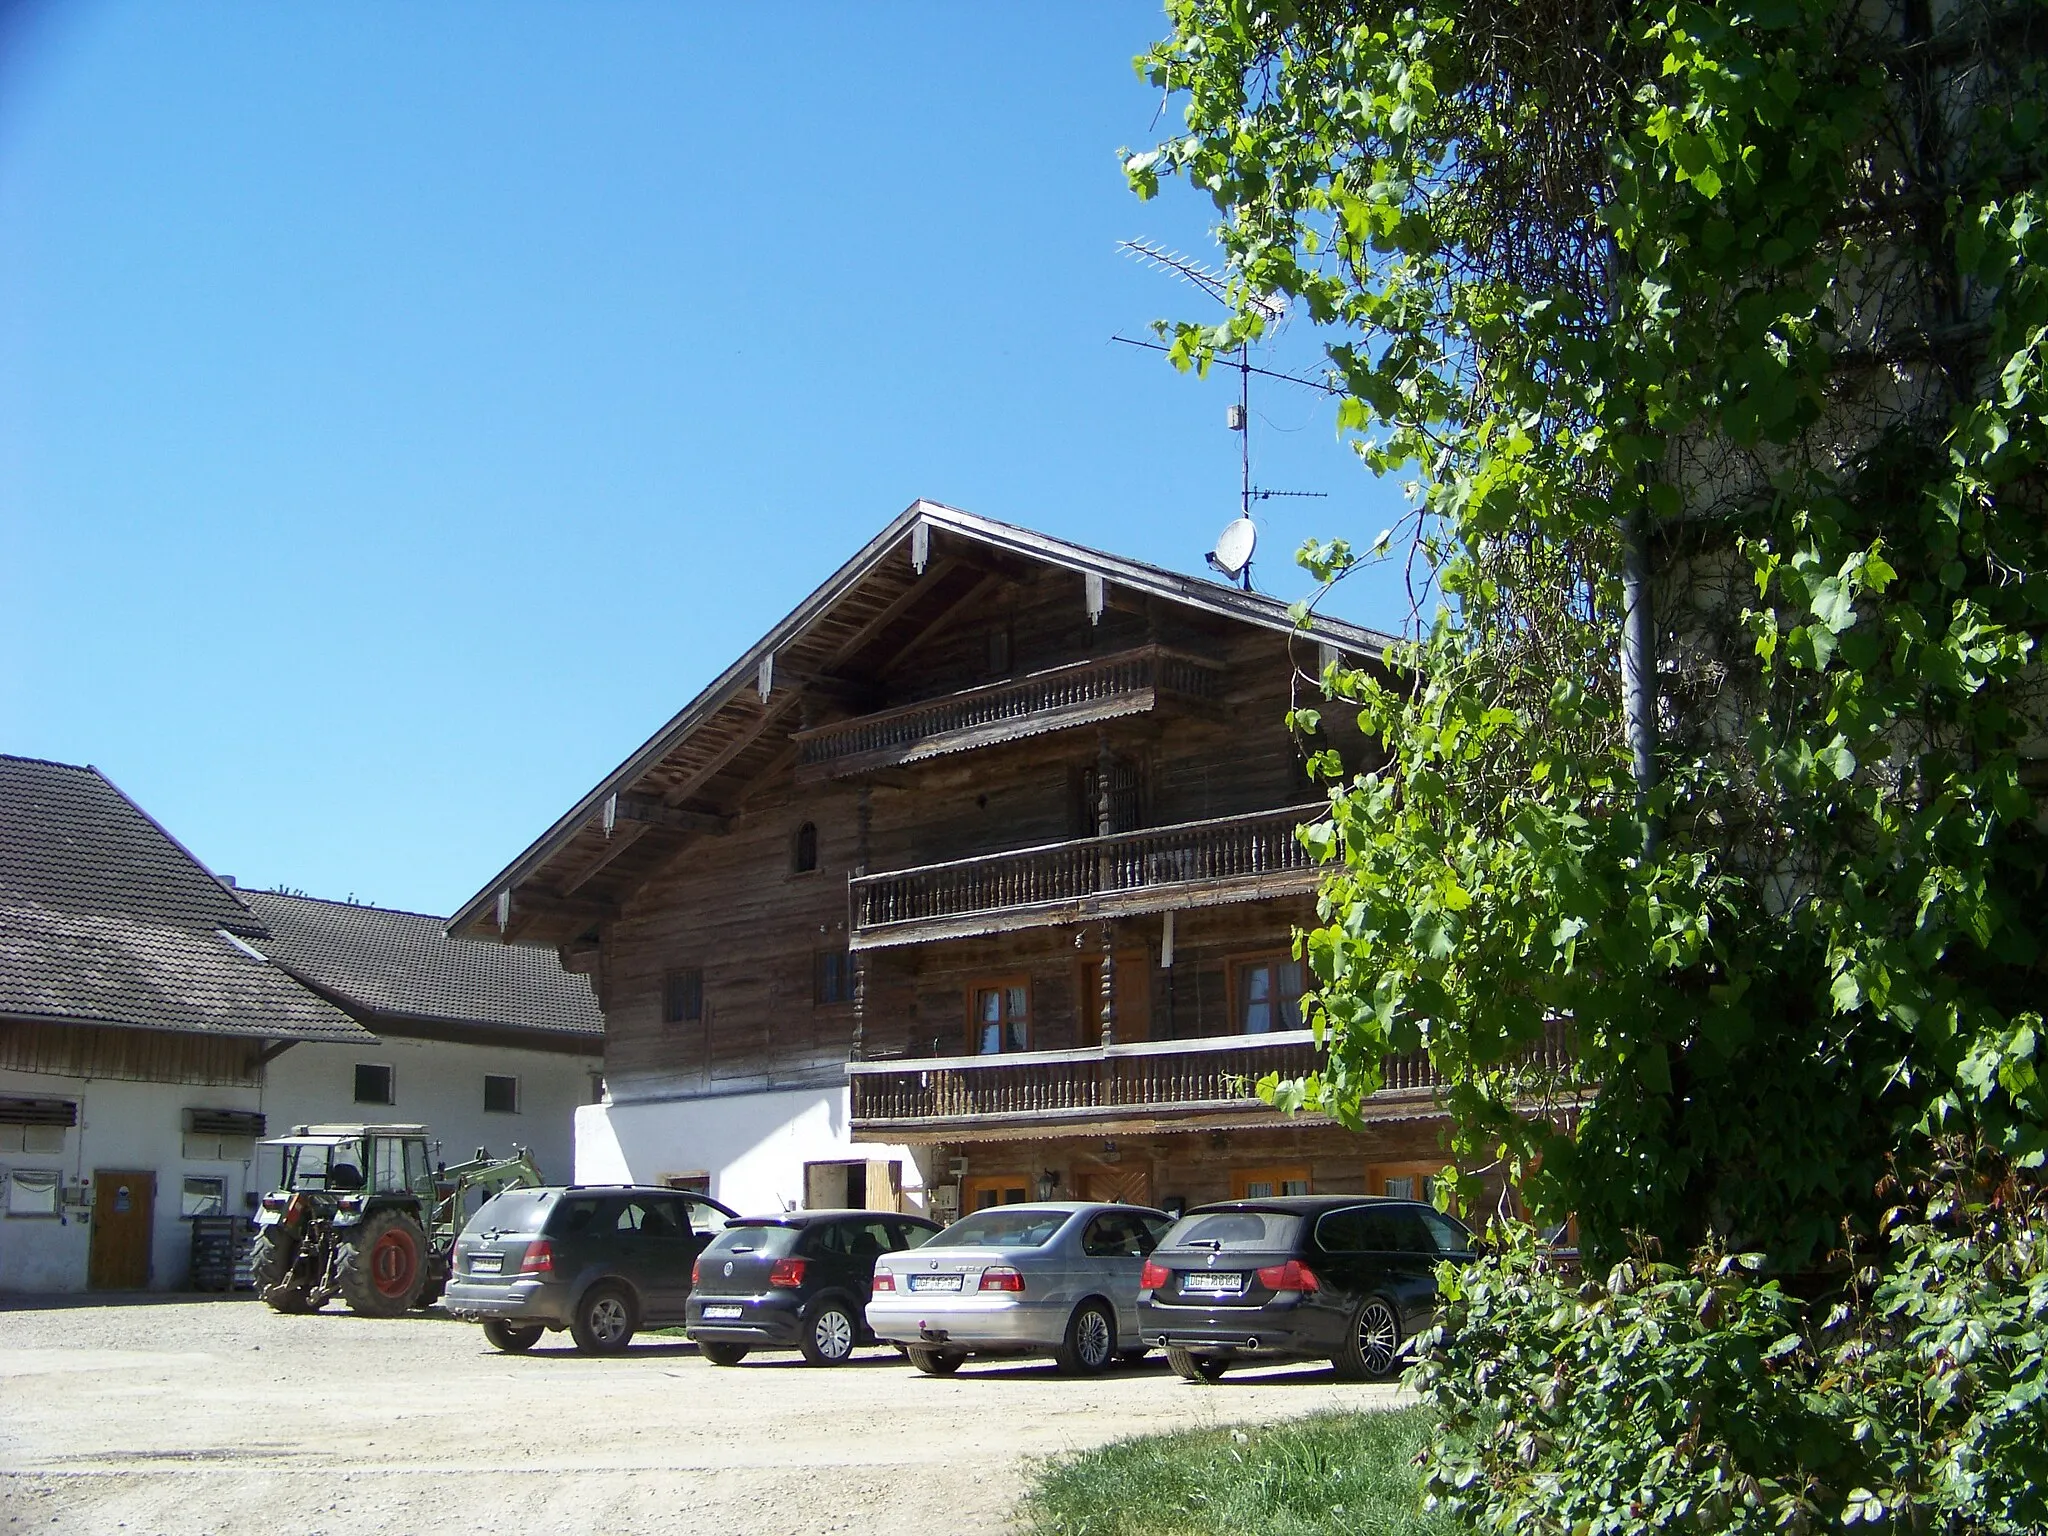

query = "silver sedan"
[{"left": 866, "top": 1201, "right": 1172, "bottom": 1376}]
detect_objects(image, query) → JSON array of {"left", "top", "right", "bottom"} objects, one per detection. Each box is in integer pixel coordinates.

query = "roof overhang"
[{"left": 448, "top": 500, "right": 1396, "bottom": 947}]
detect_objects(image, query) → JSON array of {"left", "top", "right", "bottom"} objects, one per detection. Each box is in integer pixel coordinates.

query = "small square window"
[
  {"left": 814, "top": 950, "right": 854, "bottom": 1006},
  {"left": 483, "top": 1075, "right": 520, "bottom": 1115},
  {"left": 354, "top": 1064, "right": 394, "bottom": 1105},
  {"left": 6, "top": 1168, "right": 60, "bottom": 1217},
  {"left": 181, "top": 1176, "right": 226, "bottom": 1217},
  {"left": 663, "top": 968, "right": 703, "bottom": 1024}
]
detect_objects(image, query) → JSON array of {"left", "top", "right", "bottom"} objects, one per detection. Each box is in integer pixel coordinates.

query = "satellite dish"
[{"left": 1206, "top": 516, "right": 1257, "bottom": 583}]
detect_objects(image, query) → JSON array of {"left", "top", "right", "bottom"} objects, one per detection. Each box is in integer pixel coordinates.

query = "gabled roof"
[
  {"left": 0, "top": 756, "right": 371, "bottom": 1044},
  {"left": 449, "top": 501, "right": 1395, "bottom": 944},
  {"left": 242, "top": 890, "right": 602, "bottom": 1045}
]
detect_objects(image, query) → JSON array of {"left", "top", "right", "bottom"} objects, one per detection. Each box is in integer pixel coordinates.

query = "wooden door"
[
  {"left": 1077, "top": 1165, "right": 1153, "bottom": 1207},
  {"left": 88, "top": 1170, "right": 155, "bottom": 1290},
  {"left": 1073, "top": 952, "right": 1152, "bottom": 1043}
]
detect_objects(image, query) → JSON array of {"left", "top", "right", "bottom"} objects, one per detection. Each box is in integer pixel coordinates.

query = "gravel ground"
[{"left": 0, "top": 1297, "right": 1408, "bottom": 1536}]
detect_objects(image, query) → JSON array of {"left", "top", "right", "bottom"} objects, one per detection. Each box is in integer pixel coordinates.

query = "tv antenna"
[{"left": 1115, "top": 240, "right": 1331, "bottom": 591}]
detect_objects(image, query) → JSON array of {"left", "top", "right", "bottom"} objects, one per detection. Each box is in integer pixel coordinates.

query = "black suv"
[
  {"left": 685, "top": 1210, "right": 941, "bottom": 1366},
  {"left": 444, "top": 1185, "right": 736, "bottom": 1354},
  {"left": 1137, "top": 1195, "right": 1475, "bottom": 1382}
]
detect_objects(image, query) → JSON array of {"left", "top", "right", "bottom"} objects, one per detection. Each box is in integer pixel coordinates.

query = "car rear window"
[
  {"left": 1161, "top": 1209, "right": 1303, "bottom": 1252},
  {"left": 926, "top": 1207, "right": 1072, "bottom": 1249},
  {"left": 701, "top": 1222, "right": 802, "bottom": 1259},
  {"left": 472, "top": 1189, "right": 555, "bottom": 1235}
]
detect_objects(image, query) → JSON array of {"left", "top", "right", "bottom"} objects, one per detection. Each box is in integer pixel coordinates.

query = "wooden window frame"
[
  {"left": 1230, "top": 1165, "right": 1313, "bottom": 1200},
  {"left": 792, "top": 820, "right": 820, "bottom": 876},
  {"left": 814, "top": 949, "right": 855, "bottom": 1008},
  {"left": 1226, "top": 952, "right": 1308, "bottom": 1036},
  {"left": 965, "top": 976, "right": 1032, "bottom": 1055},
  {"left": 662, "top": 967, "right": 704, "bottom": 1025},
  {"left": 963, "top": 1173, "right": 1030, "bottom": 1211}
]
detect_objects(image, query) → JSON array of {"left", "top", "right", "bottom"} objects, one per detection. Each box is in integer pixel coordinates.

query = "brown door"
[
  {"left": 1078, "top": 1165, "right": 1154, "bottom": 1207},
  {"left": 88, "top": 1170, "right": 156, "bottom": 1290}
]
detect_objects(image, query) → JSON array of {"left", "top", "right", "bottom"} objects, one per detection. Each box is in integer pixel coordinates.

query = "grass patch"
[{"left": 1017, "top": 1405, "right": 1454, "bottom": 1536}]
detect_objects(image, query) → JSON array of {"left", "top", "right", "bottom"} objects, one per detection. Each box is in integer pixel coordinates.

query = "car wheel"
[
  {"left": 482, "top": 1319, "right": 543, "bottom": 1354},
  {"left": 798, "top": 1299, "right": 858, "bottom": 1366},
  {"left": 1166, "top": 1346, "right": 1230, "bottom": 1383},
  {"left": 1333, "top": 1296, "right": 1403, "bottom": 1381},
  {"left": 1052, "top": 1300, "right": 1117, "bottom": 1376},
  {"left": 570, "top": 1283, "right": 637, "bottom": 1354},
  {"left": 698, "top": 1342, "right": 749, "bottom": 1367},
  {"left": 906, "top": 1346, "right": 963, "bottom": 1376}
]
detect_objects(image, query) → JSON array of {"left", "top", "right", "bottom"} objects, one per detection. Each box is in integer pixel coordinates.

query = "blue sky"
[{"left": 0, "top": 3, "right": 1411, "bottom": 916}]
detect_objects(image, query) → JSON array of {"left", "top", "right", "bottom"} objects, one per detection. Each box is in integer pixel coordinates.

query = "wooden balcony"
[
  {"left": 846, "top": 1023, "right": 1576, "bottom": 1138},
  {"left": 847, "top": 804, "right": 1324, "bottom": 950},
  {"left": 792, "top": 645, "right": 1220, "bottom": 783}
]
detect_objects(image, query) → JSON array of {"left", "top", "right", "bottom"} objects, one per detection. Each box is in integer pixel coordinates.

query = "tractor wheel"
[
  {"left": 482, "top": 1319, "right": 544, "bottom": 1353},
  {"left": 335, "top": 1210, "right": 428, "bottom": 1317}
]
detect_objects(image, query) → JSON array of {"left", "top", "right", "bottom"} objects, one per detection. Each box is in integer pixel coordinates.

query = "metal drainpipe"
[{"left": 1621, "top": 505, "right": 1658, "bottom": 855}]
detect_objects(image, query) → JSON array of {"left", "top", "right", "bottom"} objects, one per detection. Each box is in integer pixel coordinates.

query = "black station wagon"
[
  {"left": 445, "top": 1185, "right": 736, "bottom": 1354},
  {"left": 1136, "top": 1195, "right": 1476, "bottom": 1382}
]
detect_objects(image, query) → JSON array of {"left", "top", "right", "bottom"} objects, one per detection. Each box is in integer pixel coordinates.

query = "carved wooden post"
[
  {"left": 852, "top": 785, "right": 872, "bottom": 1063},
  {"left": 1096, "top": 732, "right": 1116, "bottom": 1051}
]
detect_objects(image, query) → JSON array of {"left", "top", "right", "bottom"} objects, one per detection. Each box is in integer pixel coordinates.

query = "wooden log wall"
[
  {"left": 0, "top": 1020, "right": 265, "bottom": 1088},
  {"left": 599, "top": 566, "right": 1372, "bottom": 1101}
]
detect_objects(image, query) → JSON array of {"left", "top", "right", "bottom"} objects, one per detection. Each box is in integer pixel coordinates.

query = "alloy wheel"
[
  {"left": 1357, "top": 1299, "right": 1400, "bottom": 1377},
  {"left": 589, "top": 1295, "right": 630, "bottom": 1346},
  {"left": 1076, "top": 1308, "right": 1113, "bottom": 1369}
]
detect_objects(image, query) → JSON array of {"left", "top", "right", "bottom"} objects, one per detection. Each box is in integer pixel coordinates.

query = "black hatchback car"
[
  {"left": 444, "top": 1185, "right": 736, "bottom": 1354},
  {"left": 1137, "top": 1195, "right": 1475, "bottom": 1382},
  {"left": 685, "top": 1210, "right": 941, "bottom": 1366}
]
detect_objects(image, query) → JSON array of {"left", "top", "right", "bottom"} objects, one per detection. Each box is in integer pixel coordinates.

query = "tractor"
[{"left": 248, "top": 1123, "right": 543, "bottom": 1317}]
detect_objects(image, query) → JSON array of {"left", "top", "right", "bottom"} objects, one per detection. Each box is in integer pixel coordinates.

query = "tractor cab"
[{"left": 267, "top": 1124, "right": 433, "bottom": 1200}]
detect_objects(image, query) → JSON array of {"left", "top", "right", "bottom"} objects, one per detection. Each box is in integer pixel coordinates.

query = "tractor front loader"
[{"left": 249, "top": 1124, "right": 542, "bottom": 1317}]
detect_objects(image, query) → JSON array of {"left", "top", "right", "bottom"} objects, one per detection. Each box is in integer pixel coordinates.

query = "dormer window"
[{"left": 793, "top": 821, "right": 819, "bottom": 874}]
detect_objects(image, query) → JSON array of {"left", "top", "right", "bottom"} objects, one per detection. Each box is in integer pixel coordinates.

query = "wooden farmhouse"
[{"left": 451, "top": 502, "right": 1469, "bottom": 1219}]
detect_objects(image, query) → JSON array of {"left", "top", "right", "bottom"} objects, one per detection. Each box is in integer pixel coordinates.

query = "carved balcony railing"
[
  {"left": 792, "top": 645, "right": 1220, "bottom": 783},
  {"left": 846, "top": 1023, "right": 1575, "bottom": 1133},
  {"left": 848, "top": 803, "right": 1325, "bottom": 949}
]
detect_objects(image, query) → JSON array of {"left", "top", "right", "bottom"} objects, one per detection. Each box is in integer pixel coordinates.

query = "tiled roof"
[
  {"left": 0, "top": 756, "right": 371, "bottom": 1043},
  {"left": 240, "top": 890, "right": 602, "bottom": 1040}
]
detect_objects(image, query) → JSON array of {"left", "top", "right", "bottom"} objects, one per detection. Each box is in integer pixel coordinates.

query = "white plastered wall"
[
  {"left": 260, "top": 1035, "right": 601, "bottom": 1191},
  {"left": 0, "top": 1066, "right": 266, "bottom": 1294},
  {"left": 574, "top": 1085, "right": 929, "bottom": 1219},
  {"left": 1, "top": 1034, "right": 600, "bottom": 1295}
]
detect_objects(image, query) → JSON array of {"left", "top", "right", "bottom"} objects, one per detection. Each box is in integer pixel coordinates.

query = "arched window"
[{"left": 793, "top": 821, "right": 819, "bottom": 874}]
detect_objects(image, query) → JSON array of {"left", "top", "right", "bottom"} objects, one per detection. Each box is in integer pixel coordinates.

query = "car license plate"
[
  {"left": 469, "top": 1254, "right": 503, "bottom": 1274},
  {"left": 1182, "top": 1272, "right": 1245, "bottom": 1295},
  {"left": 701, "top": 1305, "right": 744, "bottom": 1320},
  {"left": 908, "top": 1273, "right": 963, "bottom": 1293}
]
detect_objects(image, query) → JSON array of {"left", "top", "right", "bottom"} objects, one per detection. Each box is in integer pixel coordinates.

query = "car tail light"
[
  {"left": 691, "top": 1258, "right": 701, "bottom": 1286},
  {"left": 978, "top": 1267, "right": 1025, "bottom": 1293},
  {"left": 768, "top": 1257, "right": 808, "bottom": 1288},
  {"left": 1140, "top": 1260, "right": 1169, "bottom": 1290},
  {"left": 1256, "top": 1259, "right": 1320, "bottom": 1292},
  {"left": 872, "top": 1270, "right": 895, "bottom": 1291},
  {"left": 518, "top": 1238, "right": 555, "bottom": 1275}
]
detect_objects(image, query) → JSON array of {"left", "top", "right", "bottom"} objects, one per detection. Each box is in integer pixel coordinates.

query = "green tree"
[{"left": 1127, "top": 0, "right": 2048, "bottom": 1267}]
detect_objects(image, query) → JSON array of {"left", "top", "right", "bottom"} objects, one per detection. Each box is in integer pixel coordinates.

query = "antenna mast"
[{"left": 1116, "top": 240, "right": 1330, "bottom": 591}]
